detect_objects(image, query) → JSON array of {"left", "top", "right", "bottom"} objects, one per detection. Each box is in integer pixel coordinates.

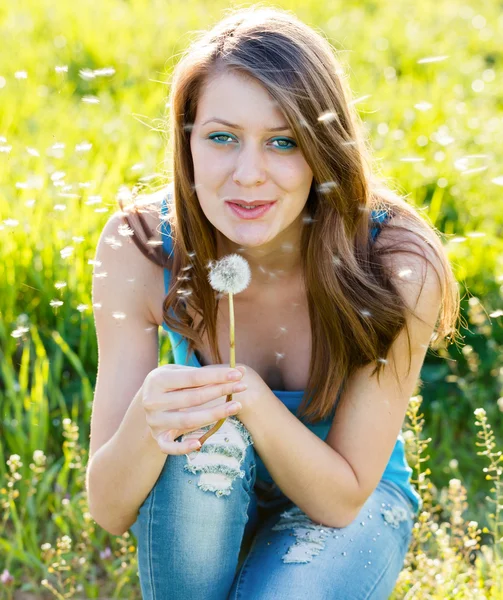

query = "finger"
[
  {"left": 146, "top": 376, "right": 244, "bottom": 411},
  {"left": 155, "top": 433, "right": 203, "bottom": 456},
  {"left": 154, "top": 392, "right": 245, "bottom": 431},
  {"left": 155, "top": 398, "right": 243, "bottom": 455}
]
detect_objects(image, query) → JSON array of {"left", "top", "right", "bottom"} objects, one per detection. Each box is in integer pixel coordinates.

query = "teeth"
[{"left": 236, "top": 204, "right": 259, "bottom": 209}]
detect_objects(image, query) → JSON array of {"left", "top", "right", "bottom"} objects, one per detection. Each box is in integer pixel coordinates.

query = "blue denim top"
[{"left": 158, "top": 186, "right": 422, "bottom": 515}]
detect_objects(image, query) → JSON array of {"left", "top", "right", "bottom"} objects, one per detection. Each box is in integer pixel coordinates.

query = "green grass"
[{"left": 1, "top": 0, "right": 503, "bottom": 597}]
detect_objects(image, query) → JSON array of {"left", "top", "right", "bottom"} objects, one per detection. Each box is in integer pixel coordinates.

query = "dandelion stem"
[{"left": 195, "top": 291, "right": 236, "bottom": 447}]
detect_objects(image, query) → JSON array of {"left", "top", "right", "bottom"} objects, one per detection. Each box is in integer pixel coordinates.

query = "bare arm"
[
  {"left": 85, "top": 207, "right": 167, "bottom": 536},
  {"left": 86, "top": 383, "right": 168, "bottom": 536}
]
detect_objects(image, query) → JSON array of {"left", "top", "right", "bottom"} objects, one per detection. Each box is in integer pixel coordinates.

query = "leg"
[
  {"left": 130, "top": 416, "right": 256, "bottom": 600},
  {"left": 228, "top": 478, "right": 416, "bottom": 600}
]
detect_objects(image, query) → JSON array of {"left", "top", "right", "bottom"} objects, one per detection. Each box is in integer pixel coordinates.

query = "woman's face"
[{"left": 190, "top": 70, "right": 313, "bottom": 251}]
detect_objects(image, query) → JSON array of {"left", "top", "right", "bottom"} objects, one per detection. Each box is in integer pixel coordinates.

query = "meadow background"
[{"left": 1, "top": 0, "right": 503, "bottom": 597}]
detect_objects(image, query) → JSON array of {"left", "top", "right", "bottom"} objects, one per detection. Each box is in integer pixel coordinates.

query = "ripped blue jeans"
[{"left": 130, "top": 416, "right": 417, "bottom": 599}]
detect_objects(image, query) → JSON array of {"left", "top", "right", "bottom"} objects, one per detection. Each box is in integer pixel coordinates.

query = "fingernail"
[{"left": 227, "top": 370, "right": 242, "bottom": 381}]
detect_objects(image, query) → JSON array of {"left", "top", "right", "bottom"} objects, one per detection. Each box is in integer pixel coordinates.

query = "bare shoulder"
[
  {"left": 374, "top": 209, "right": 445, "bottom": 306},
  {"left": 97, "top": 186, "right": 170, "bottom": 326}
]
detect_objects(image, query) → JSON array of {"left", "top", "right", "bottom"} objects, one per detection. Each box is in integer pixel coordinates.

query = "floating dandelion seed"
[
  {"left": 72, "top": 236, "right": 85, "bottom": 244},
  {"left": 414, "top": 102, "right": 433, "bottom": 111},
  {"left": 274, "top": 326, "right": 288, "bottom": 339},
  {"left": 76, "top": 141, "right": 92, "bottom": 152},
  {"left": 55, "top": 65, "right": 68, "bottom": 73},
  {"left": 196, "top": 254, "right": 251, "bottom": 448},
  {"left": 360, "top": 309, "right": 372, "bottom": 318},
  {"left": 76, "top": 304, "right": 89, "bottom": 312},
  {"left": 302, "top": 215, "right": 316, "bottom": 224},
  {"left": 318, "top": 111, "right": 336, "bottom": 123},
  {"left": 60, "top": 247, "right": 74, "bottom": 259},
  {"left": 85, "top": 196, "right": 102, "bottom": 205},
  {"left": 349, "top": 95, "right": 371, "bottom": 107},
  {"left": 95, "top": 207, "right": 109, "bottom": 213},
  {"left": 82, "top": 95, "right": 100, "bottom": 104},
  {"left": 50, "top": 300, "right": 64, "bottom": 308},
  {"left": 275, "top": 352, "right": 285, "bottom": 364},
  {"left": 54, "top": 281, "right": 67, "bottom": 290},
  {"left": 417, "top": 55, "right": 449, "bottom": 64},
  {"left": 332, "top": 254, "right": 342, "bottom": 267},
  {"left": 316, "top": 181, "right": 338, "bottom": 194},
  {"left": 104, "top": 236, "right": 122, "bottom": 249},
  {"left": 11, "top": 327, "right": 29, "bottom": 339},
  {"left": 118, "top": 223, "right": 134, "bottom": 237},
  {"left": 51, "top": 171, "right": 66, "bottom": 182},
  {"left": 94, "top": 272, "right": 108, "bottom": 278},
  {"left": 15, "top": 71, "right": 28, "bottom": 79},
  {"left": 397, "top": 268, "right": 413, "bottom": 279},
  {"left": 26, "top": 147, "right": 40, "bottom": 157},
  {"left": 88, "top": 259, "right": 102, "bottom": 267},
  {"left": 112, "top": 312, "right": 126, "bottom": 320}
]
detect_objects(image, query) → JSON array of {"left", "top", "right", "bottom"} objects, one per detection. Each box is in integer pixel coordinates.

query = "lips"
[{"left": 227, "top": 200, "right": 276, "bottom": 207}]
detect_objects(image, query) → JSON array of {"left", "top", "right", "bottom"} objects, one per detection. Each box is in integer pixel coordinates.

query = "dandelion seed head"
[{"left": 208, "top": 254, "right": 251, "bottom": 294}]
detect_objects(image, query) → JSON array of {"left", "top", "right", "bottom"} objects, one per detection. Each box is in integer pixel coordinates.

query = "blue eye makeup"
[{"left": 207, "top": 132, "right": 297, "bottom": 150}]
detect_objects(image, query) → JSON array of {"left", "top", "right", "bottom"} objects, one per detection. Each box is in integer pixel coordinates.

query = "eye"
[
  {"left": 207, "top": 133, "right": 297, "bottom": 150},
  {"left": 270, "top": 137, "right": 297, "bottom": 150},
  {"left": 208, "top": 133, "right": 236, "bottom": 144}
]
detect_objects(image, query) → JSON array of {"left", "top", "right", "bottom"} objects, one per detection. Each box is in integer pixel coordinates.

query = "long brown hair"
[{"left": 119, "top": 5, "right": 461, "bottom": 424}]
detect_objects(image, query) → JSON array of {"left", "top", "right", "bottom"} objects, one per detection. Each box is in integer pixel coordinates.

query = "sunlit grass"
[{"left": 1, "top": 0, "right": 503, "bottom": 597}]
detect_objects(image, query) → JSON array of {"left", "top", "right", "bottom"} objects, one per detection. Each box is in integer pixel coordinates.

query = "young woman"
[{"left": 86, "top": 6, "right": 461, "bottom": 599}]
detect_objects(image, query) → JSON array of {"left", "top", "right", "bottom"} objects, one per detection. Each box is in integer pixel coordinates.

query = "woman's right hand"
[{"left": 141, "top": 364, "right": 248, "bottom": 455}]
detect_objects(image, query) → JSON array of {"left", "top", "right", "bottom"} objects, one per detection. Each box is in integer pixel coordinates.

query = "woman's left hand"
[{"left": 221, "top": 363, "right": 270, "bottom": 420}]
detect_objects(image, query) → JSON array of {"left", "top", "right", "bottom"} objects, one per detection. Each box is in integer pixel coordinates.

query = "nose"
[{"left": 232, "top": 142, "right": 266, "bottom": 186}]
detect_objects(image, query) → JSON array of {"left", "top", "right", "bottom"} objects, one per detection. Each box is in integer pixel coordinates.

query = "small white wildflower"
[{"left": 207, "top": 254, "right": 251, "bottom": 295}]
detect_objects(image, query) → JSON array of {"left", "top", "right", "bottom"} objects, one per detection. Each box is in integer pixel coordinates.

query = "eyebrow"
[{"left": 201, "top": 118, "right": 291, "bottom": 132}]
